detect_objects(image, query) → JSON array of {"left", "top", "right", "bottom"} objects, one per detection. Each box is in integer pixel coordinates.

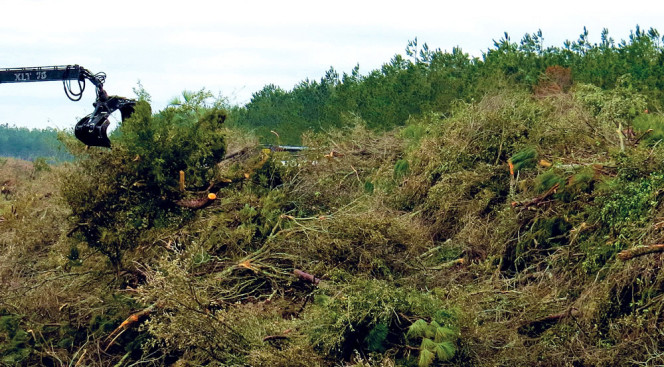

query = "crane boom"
[
  {"left": 1, "top": 65, "right": 95, "bottom": 84},
  {"left": 0, "top": 65, "right": 136, "bottom": 147}
]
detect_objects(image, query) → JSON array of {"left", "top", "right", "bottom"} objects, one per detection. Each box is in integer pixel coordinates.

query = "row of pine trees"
[{"left": 229, "top": 26, "right": 664, "bottom": 144}]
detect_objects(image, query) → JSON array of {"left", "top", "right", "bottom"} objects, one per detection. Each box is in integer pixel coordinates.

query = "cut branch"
[
  {"left": 104, "top": 303, "right": 160, "bottom": 351},
  {"left": 293, "top": 269, "right": 320, "bottom": 285},
  {"left": 262, "top": 335, "right": 290, "bottom": 342},
  {"left": 617, "top": 244, "right": 664, "bottom": 261},
  {"left": 511, "top": 183, "right": 560, "bottom": 209},
  {"left": 175, "top": 193, "right": 216, "bottom": 209},
  {"left": 518, "top": 307, "right": 578, "bottom": 337}
]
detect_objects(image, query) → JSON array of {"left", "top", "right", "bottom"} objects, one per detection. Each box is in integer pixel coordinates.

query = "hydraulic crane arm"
[
  {"left": 0, "top": 65, "right": 136, "bottom": 147},
  {"left": 0, "top": 65, "right": 100, "bottom": 87}
]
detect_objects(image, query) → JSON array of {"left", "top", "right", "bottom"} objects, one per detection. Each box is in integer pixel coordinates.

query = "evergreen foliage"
[
  {"left": 230, "top": 26, "right": 664, "bottom": 145},
  {"left": 510, "top": 147, "right": 537, "bottom": 172},
  {"left": 60, "top": 90, "right": 227, "bottom": 268},
  {"left": 0, "top": 314, "right": 31, "bottom": 364},
  {"left": 407, "top": 319, "right": 456, "bottom": 366}
]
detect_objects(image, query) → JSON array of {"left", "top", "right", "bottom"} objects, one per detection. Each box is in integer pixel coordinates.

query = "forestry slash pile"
[{"left": 2, "top": 82, "right": 664, "bottom": 366}]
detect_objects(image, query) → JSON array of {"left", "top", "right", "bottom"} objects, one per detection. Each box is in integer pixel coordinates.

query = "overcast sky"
[{"left": 1, "top": 0, "right": 663, "bottom": 130}]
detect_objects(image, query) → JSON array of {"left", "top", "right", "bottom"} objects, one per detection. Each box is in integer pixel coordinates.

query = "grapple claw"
[
  {"left": 74, "top": 95, "right": 136, "bottom": 148},
  {"left": 75, "top": 114, "right": 111, "bottom": 148}
]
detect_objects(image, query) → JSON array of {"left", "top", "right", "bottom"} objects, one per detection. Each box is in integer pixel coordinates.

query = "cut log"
[
  {"left": 617, "top": 244, "right": 664, "bottom": 261},
  {"left": 175, "top": 193, "right": 217, "bottom": 209},
  {"left": 293, "top": 269, "right": 320, "bottom": 285}
]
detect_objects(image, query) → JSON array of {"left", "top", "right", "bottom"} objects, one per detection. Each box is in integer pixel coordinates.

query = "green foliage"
[
  {"left": 363, "top": 180, "right": 375, "bottom": 194},
  {"left": 596, "top": 174, "right": 664, "bottom": 232},
  {"left": 407, "top": 319, "right": 456, "bottom": 366},
  {"left": 304, "top": 277, "right": 455, "bottom": 359},
  {"left": 0, "top": 315, "right": 31, "bottom": 364},
  {"left": 514, "top": 216, "right": 571, "bottom": 270},
  {"left": 534, "top": 169, "right": 564, "bottom": 193},
  {"left": 401, "top": 121, "right": 430, "bottom": 148},
  {"left": 364, "top": 323, "right": 389, "bottom": 352},
  {"left": 574, "top": 76, "right": 647, "bottom": 127},
  {"left": 633, "top": 113, "right": 664, "bottom": 145},
  {"left": 569, "top": 168, "right": 595, "bottom": 191},
  {"left": 278, "top": 208, "right": 432, "bottom": 277},
  {"left": 119, "top": 98, "right": 227, "bottom": 190},
  {"left": 61, "top": 90, "right": 227, "bottom": 267},
  {"left": 393, "top": 159, "right": 410, "bottom": 180},
  {"left": 510, "top": 147, "right": 537, "bottom": 172},
  {"left": 418, "top": 349, "right": 435, "bottom": 367},
  {"left": 406, "top": 319, "right": 430, "bottom": 340},
  {"left": 31, "top": 157, "right": 50, "bottom": 172},
  {"left": 581, "top": 238, "right": 624, "bottom": 275},
  {"left": 7, "top": 26, "right": 664, "bottom": 367},
  {"left": 232, "top": 27, "right": 664, "bottom": 146}
]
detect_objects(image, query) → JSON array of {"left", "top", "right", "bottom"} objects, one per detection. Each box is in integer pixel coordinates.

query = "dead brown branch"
[
  {"left": 511, "top": 183, "right": 560, "bottom": 209},
  {"left": 293, "top": 269, "right": 320, "bottom": 285},
  {"left": 617, "top": 244, "right": 664, "bottom": 261},
  {"left": 104, "top": 303, "right": 160, "bottom": 351},
  {"left": 518, "top": 307, "right": 579, "bottom": 337},
  {"left": 175, "top": 194, "right": 216, "bottom": 209}
]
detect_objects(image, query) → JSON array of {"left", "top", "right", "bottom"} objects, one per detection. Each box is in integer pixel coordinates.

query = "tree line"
[
  {"left": 228, "top": 26, "right": 664, "bottom": 144},
  {"left": 0, "top": 124, "right": 71, "bottom": 161}
]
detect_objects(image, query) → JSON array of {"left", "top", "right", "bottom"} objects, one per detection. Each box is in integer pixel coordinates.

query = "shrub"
[
  {"left": 595, "top": 173, "right": 664, "bottom": 233},
  {"left": 60, "top": 91, "right": 227, "bottom": 268},
  {"left": 302, "top": 277, "right": 456, "bottom": 361}
]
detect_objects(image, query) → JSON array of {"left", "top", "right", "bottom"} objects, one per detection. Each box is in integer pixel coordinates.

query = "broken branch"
[
  {"left": 293, "top": 269, "right": 320, "bottom": 285},
  {"left": 617, "top": 244, "right": 664, "bottom": 261},
  {"left": 175, "top": 193, "right": 217, "bottom": 209},
  {"left": 262, "top": 335, "right": 290, "bottom": 342},
  {"left": 511, "top": 183, "right": 560, "bottom": 209},
  {"left": 104, "top": 304, "right": 159, "bottom": 351},
  {"left": 518, "top": 307, "right": 579, "bottom": 337}
]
